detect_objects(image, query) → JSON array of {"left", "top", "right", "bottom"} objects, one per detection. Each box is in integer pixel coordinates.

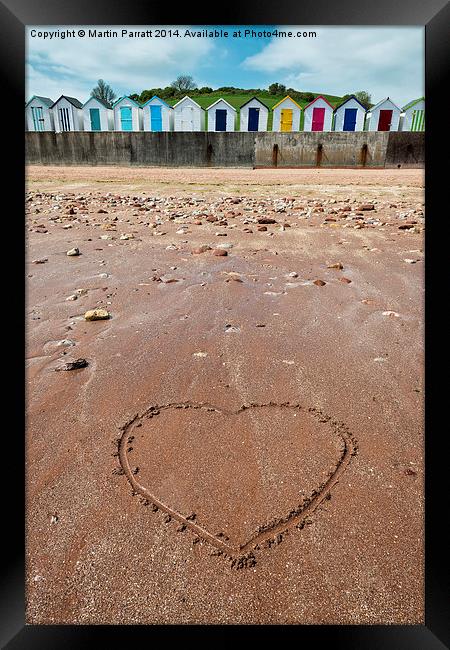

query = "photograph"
[{"left": 24, "top": 23, "right": 426, "bottom": 625}]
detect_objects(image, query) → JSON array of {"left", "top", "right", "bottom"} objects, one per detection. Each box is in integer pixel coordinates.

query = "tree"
[
  {"left": 268, "top": 82, "right": 286, "bottom": 95},
  {"left": 170, "top": 75, "right": 197, "bottom": 93},
  {"left": 91, "top": 79, "right": 116, "bottom": 107},
  {"left": 354, "top": 91, "right": 372, "bottom": 109}
]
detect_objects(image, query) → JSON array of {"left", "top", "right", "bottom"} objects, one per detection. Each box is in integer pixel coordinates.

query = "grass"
[{"left": 163, "top": 92, "right": 344, "bottom": 131}]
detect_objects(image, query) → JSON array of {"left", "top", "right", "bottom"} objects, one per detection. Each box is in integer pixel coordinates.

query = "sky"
[{"left": 26, "top": 25, "right": 424, "bottom": 107}]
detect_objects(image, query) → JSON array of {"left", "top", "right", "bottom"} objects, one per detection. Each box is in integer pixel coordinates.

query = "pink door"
[{"left": 312, "top": 107, "right": 325, "bottom": 131}]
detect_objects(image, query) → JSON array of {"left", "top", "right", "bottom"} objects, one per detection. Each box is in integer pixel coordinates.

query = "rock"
[
  {"left": 66, "top": 247, "right": 80, "bottom": 256},
  {"left": 257, "top": 218, "right": 277, "bottom": 224},
  {"left": 382, "top": 310, "right": 400, "bottom": 318},
  {"left": 327, "top": 262, "right": 344, "bottom": 269},
  {"left": 213, "top": 249, "right": 227, "bottom": 256},
  {"left": 57, "top": 339, "right": 75, "bottom": 347},
  {"left": 287, "top": 272, "right": 298, "bottom": 278},
  {"left": 120, "top": 233, "right": 134, "bottom": 240},
  {"left": 403, "top": 258, "right": 417, "bottom": 264},
  {"left": 193, "top": 220, "right": 202, "bottom": 225},
  {"left": 192, "top": 245, "right": 211, "bottom": 254},
  {"left": 216, "top": 243, "right": 233, "bottom": 249},
  {"left": 55, "top": 358, "right": 88, "bottom": 371},
  {"left": 65, "top": 294, "right": 78, "bottom": 301},
  {"left": 257, "top": 226, "right": 268, "bottom": 232},
  {"left": 84, "top": 308, "right": 110, "bottom": 321},
  {"left": 357, "top": 204, "right": 375, "bottom": 211},
  {"left": 206, "top": 215, "right": 218, "bottom": 223},
  {"left": 313, "top": 279, "right": 326, "bottom": 286},
  {"left": 97, "top": 208, "right": 108, "bottom": 213},
  {"left": 193, "top": 351, "right": 208, "bottom": 357},
  {"left": 339, "top": 277, "right": 352, "bottom": 283},
  {"left": 32, "top": 258, "right": 48, "bottom": 264}
]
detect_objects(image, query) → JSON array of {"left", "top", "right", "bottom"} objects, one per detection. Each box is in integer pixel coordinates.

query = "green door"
[{"left": 90, "top": 108, "right": 101, "bottom": 131}]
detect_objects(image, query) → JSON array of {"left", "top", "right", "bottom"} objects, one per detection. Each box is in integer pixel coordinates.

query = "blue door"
[
  {"left": 120, "top": 106, "right": 133, "bottom": 131},
  {"left": 343, "top": 108, "right": 357, "bottom": 131},
  {"left": 31, "top": 106, "right": 44, "bottom": 131},
  {"left": 248, "top": 107, "right": 259, "bottom": 131},
  {"left": 90, "top": 108, "right": 101, "bottom": 131},
  {"left": 215, "top": 109, "right": 227, "bottom": 131},
  {"left": 150, "top": 105, "right": 162, "bottom": 131}
]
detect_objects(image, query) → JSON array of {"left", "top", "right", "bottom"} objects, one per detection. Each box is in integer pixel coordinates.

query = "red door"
[
  {"left": 377, "top": 109, "right": 393, "bottom": 131},
  {"left": 312, "top": 107, "right": 325, "bottom": 131}
]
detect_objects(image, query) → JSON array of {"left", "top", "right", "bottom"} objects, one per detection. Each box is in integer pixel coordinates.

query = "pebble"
[
  {"left": 382, "top": 311, "right": 400, "bottom": 318},
  {"left": 66, "top": 248, "right": 80, "bottom": 256},
  {"left": 192, "top": 245, "right": 211, "bottom": 254},
  {"left": 313, "top": 279, "right": 326, "bottom": 286},
  {"left": 327, "top": 262, "right": 344, "bottom": 269},
  {"left": 339, "top": 277, "right": 352, "bottom": 283},
  {"left": 55, "top": 358, "right": 88, "bottom": 371},
  {"left": 84, "top": 308, "right": 110, "bottom": 321},
  {"left": 213, "top": 249, "right": 228, "bottom": 256}
]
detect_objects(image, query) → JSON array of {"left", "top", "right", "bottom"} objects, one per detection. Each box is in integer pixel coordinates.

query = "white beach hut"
[
  {"left": 272, "top": 96, "right": 301, "bottom": 132},
  {"left": 239, "top": 97, "right": 269, "bottom": 132},
  {"left": 142, "top": 96, "right": 173, "bottom": 132},
  {"left": 366, "top": 97, "right": 401, "bottom": 132},
  {"left": 82, "top": 96, "right": 114, "bottom": 131},
  {"left": 25, "top": 96, "right": 55, "bottom": 131},
  {"left": 303, "top": 96, "right": 334, "bottom": 132},
  {"left": 333, "top": 95, "right": 366, "bottom": 132},
  {"left": 113, "top": 96, "right": 143, "bottom": 131},
  {"left": 400, "top": 97, "right": 425, "bottom": 131},
  {"left": 52, "top": 95, "right": 84, "bottom": 132},
  {"left": 173, "top": 96, "right": 205, "bottom": 132},
  {"left": 206, "top": 98, "right": 236, "bottom": 132}
]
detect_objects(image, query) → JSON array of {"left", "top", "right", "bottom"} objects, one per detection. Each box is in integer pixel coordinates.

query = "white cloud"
[
  {"left": 242, "top": 27, "right": 424, "bottom": 106},
  {"left": 26, "top": 26, "right": 215, "bottom": 101}
]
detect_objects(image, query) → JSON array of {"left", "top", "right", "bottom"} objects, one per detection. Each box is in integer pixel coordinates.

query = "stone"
[
  {"left": 327, "top": 262, "right": 344, "bottom": 269},
  {"left": 66, "top": 248, "right": 80, "bottom": 256},
  {"left": 313, "top": 279, "right": 326, "bottom": 286},
  {"left": 84, "top": 308, "right": 110, "bottom": 321},
  {"left": 192, "top": 245, "right": 211, "bottom": 254},
  {"left": 357, "top": 204, "right": 375, "bottom": 211},
  {"left": 32, "top": 258, "right": 48, "bottom": 264},
  {"left": 55, "top": 358, "right": 88, "bottom": 371},
  {"left": 213, "top": 249, "right": 227, "bottom": 256},
  {"left": 257, "top": 226, "right": 268, "bottom": 232},
  {"left": 339, "top": 277, "right": 352, "bottom": 283},
  {"left": 287, "top": 272, "right": 298, "bottom": 278},
  {"left": 257, "top": 218, "right": 277, "bottom": 224},
  {"left": 206, "top": 215, "right": 218, "bottom": 223},
  {"left": 120, "top": 233, "right": 134, "bottom": 240}
]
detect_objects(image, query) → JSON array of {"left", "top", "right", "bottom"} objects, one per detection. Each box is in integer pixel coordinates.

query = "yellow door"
[{"left": 280, "top": 108, "right": 293, "bottom": 132}]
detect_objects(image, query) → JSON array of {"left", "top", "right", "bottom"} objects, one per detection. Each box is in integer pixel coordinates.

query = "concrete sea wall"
[{"left": 25, "top": 131, "right": 424, "bottom": 168}]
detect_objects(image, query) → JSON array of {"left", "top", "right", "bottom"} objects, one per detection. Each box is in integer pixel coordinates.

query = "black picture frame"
[{"left": 2, "top": 0, "right": 448, "bottom": 645}]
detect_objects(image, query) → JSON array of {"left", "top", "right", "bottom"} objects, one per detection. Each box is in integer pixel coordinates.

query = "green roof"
[{"left": 402, "top": 97, "right": 425, "bottom": 111}]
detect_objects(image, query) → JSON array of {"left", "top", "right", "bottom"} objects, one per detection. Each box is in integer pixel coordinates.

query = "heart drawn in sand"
[{"left": 115, "top": 402, "right": 357, "bottom": 562}]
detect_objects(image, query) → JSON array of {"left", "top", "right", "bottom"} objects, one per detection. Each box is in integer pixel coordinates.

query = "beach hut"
[
  {"left": 400, "top": 97, "right": 425, "bottom": 131},
  {"left": 366, "top": 97, "right": 401, "bottom": 132},
  {"left": 239, "top": 97, "right": 269, "bottom": 132},
  {"left": 173, "top": 96, "right": 205, "bottom": 132},
  {"left": 82, "top": 96, "right": 113, "bottom": 131},
  {"left": 272, "top": 96, "right": 301, "bottom": 132},
  {"left": 142, "top": 96, "right": 173, "bottom": 132},
  {"left": 206, "top": 98, "right": 236, "bottom": 132},
  {"left": 113, "top": 96, "right": 143, "bottom": 131},
  {"left": 25, "top": 96, "right": 54, "bottom": 131},
  {"left": 52, "top": 95, "right": 84, "bottom": 132},
  {"left": 303, "top": 96, "right": 334, "bottom": 132},
  {"left": 333, "top": 95, "right": 366, "bottom": 132}
]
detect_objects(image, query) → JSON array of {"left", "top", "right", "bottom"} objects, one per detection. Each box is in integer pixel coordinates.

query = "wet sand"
[{"left": 26, "top": 166, "right": 424, "bottom": 624}]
